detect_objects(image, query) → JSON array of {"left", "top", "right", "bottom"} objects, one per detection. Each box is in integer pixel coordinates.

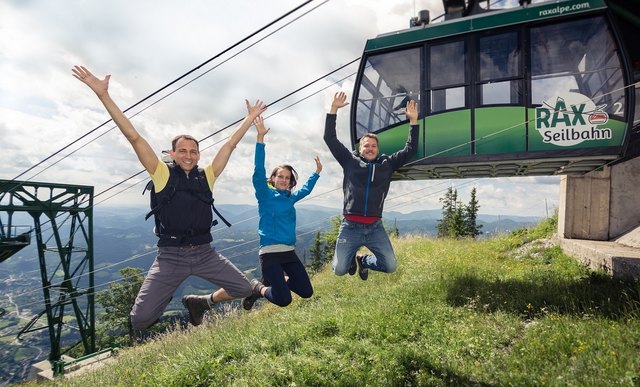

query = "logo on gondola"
[
  {"left": 588, "top": 107, "right": 609, "bottom": 125},
  {"left": 536, "top": 92, "right": 612, "bottom": 146}
]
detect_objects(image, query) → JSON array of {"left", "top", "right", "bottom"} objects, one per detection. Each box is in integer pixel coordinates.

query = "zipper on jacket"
[{"left": 363, "top": 162, "right": 372, "bottom": 216}]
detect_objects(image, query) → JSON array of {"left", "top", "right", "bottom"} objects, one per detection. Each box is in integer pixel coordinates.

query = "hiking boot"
[
  {"left": 242, "top": 279, "right": 265, "bottom": 311},
  {"left": 127, "top": 317, "right": 145, "bottom": 345},
  {"left": 356, "top": 255, "right": 368, "bottom": 281},
  {"left": 182, "top": 295, "right": 211, "bottom": 326},
  {"left": 242, "top": 293, "right": 260, "bottom": 310},
  {"left": 348, "top": 257, "right": 357, "bottom": 276}
]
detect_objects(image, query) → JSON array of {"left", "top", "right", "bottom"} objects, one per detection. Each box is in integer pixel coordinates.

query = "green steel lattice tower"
[{"left": 0, "top": 179, "right": 95, "bottom": 363}]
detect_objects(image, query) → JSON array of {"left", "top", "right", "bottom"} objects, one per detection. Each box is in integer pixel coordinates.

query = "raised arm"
[
  {"left": 314, "top": 156, "right": 322, "bottom": 174},
  {"left": 211, "top": 99, "right": 267, "bottom": 177},
  {"left": 389, "top": 99, "right": 420, "bottom": 170},
  {"left": 323, "top": 92, "right": 353, "bottom": 165},
  {"left": 329, "top": 91, "right": 349, "bottom": 115},
  {"left": 254, "top": 115, "right": 270, "bottom": 144},
  {"left": 252, "top": 116, "right": 270, "bottom": 196},
  {"left": 291, "top": 156, "right": 321, "bottom": 202},
  {"left": 72, "top": 65, "right": 158, "bottom": 175},
  {"left": 405, "top": 99, "right": 419, "bottom": 126}
]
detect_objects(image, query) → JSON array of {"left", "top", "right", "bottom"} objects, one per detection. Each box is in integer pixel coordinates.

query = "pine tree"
[
  {"left": 451, "top": 202, "right": 466, "bottom": 237},
  {"left": 309, "top": 231, "right": 326, "bottom": 273},
  {"left": 437, "top": 187, "right": 465, "bottom": 238},
  {"left": 437, "top": 187, "right": 480, "bottom": 238},
  {"left": 321, "top": 215, "right": 341, "bottom": 261},
  {"left": 437, "top": 187, "right": 455, "bottom": 237},
  {"left": 464, "top": 187, "right": 483, "bottom": 238},
  {"left": 306, "top": 215, "right": 342, "bottom": 273},
  {"left": 387, "top": 218, "right": 400, "bottom": 238}
]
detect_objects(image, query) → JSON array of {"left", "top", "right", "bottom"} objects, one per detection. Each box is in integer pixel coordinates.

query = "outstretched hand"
[
  {"left": 254, "top": 116, "right": 270, "bottom": 141},
  {"left": 314, "top": 156, "right": 322, "bottom": 174},
  {"left": 330, "top": 92, "right": 349, "bottom": 114},
  {"left": 72, "top": 65, "right": 110, "bottom": 96},
  {"left": 405, "top": 99, "right": 419, "bottom": 125},
  {"left": 246, "top": 99, "right": 267, "bottom": 120}
]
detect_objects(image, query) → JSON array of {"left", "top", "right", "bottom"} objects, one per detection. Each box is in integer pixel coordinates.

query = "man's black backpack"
[{"left": 142, "top": 163, "right": 231, "bottom": 236}]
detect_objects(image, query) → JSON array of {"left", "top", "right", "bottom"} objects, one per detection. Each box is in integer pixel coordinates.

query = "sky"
[{"left": 0, "top": 0, "right": 559, "bottom": 219}]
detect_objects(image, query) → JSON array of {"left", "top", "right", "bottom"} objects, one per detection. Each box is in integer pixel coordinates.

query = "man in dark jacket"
[{"left": 323, "top": 92, "right": 419, "bottom": 280}]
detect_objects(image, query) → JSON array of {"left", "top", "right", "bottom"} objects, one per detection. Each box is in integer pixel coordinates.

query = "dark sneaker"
[
  {"left": 356, "top": 255, "right": 368, "bottom": 281},
  {"left": 128, "top": 317, "right": 146, "bottom": 345},
  {"left": 243, "top": 279, "right": 265, "bottom": 311},
  {"left": 348, "top": 257, "right": 357, "bottom": 276},
  {"left": 242, "top": 293, "right": 260, "bottom": 310},
  {"left": 182, "top": 295, "right": 211, "bottom": 326}
]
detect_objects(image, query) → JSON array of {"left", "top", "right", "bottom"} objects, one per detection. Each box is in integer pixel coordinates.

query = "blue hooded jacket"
[{"left": 253, "top": 142, "right": 320, "bottom": 247}]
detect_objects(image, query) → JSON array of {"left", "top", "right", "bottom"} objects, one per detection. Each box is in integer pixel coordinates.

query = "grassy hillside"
[{"left": 31, "top": 220, "right": 640, "bottom": 386}]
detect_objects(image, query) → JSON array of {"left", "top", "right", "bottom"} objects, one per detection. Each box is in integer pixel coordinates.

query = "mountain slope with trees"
[{"left": 24, "top": 216, "right": 640, "bottom": 386}]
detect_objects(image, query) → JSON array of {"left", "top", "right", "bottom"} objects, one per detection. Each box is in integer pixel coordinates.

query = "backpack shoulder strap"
[
  {"left": 211, "top": 199, "right": 231, "bottom": 228},
  {"left": 144, "top": 165, "right": 179, "bottom": 221},
  {"left": 196, "top": 167, "right": 232, "bottom": 228},
  {"left": 143, "top": 180, "right": 155, "bottom": 221}
]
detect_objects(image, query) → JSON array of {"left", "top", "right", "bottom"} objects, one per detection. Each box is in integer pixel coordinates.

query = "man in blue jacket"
[{"left": 323, "top": 92, "right": 419, "bottom": 280}]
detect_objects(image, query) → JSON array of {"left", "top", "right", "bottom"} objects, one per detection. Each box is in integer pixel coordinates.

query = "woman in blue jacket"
[{"left": 242, "top": 116, "right": 321, "bottom": 310}]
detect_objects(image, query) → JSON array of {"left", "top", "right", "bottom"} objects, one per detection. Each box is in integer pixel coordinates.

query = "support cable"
[{"left": 4, "top": 0, "right": 318, "bottom": 187}]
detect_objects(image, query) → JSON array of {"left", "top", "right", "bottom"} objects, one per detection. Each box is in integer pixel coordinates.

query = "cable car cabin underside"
[
  {"left": 395, "top": 154, "right": 619, "bottom": 180},
  {"left": 351, "top": 0, "right": 640, "bottom": 181}
]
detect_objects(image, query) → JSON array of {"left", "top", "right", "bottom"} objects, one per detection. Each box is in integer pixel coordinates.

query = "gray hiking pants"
[{"left": 129, "top": 243, "right": 252, "bottom": 330}]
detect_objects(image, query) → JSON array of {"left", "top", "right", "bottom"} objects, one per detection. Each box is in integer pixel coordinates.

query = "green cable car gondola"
[{"left": 351, "top": 0, "right": 640, "bottom": 180}]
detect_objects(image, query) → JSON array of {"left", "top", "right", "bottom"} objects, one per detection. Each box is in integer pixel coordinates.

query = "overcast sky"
[{"left": 0, "top": 0, "right": 558, "bottom": 219}]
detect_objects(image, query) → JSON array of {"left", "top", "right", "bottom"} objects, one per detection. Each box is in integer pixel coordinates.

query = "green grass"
[{"left": 31, "top": 219, "right": 640, "bottom": 386}]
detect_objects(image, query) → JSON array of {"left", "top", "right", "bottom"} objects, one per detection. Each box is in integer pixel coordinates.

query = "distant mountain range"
[
  {"left": 0, "top": 204, "right": 541, "bottom": 276},
  {"left": 94, "top": 204, "right": 542, "bottom": 242}
]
